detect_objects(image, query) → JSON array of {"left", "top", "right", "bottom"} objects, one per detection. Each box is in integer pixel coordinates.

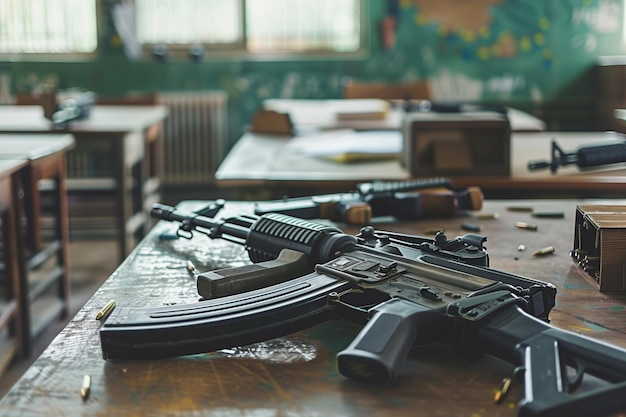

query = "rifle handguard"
[{"left": 197, "top": 249, "right": 311, "bottom": 298}]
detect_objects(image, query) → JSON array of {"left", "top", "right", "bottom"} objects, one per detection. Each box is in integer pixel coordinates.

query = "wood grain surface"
[{"left": 2, "top": 199, "right": 626, "bottom": 417}]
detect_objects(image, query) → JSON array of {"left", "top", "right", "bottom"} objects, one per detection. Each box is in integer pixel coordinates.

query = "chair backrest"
[
  {"left": 343, "top": 81, "right": 431, "bottom": 101},
  {"left": 97, "top": 93, "right": 160, "bottom": 105},
  {"left": 14, "top": 91, "right": 57, "bottom": 119}
]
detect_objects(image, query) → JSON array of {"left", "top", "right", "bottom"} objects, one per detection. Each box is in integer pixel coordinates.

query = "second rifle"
[{"left": 254, "top": 177, "right": 483, "bottom": 224}]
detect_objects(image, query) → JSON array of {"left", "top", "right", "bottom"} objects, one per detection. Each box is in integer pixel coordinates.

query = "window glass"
[
  {"left": 246, "top": 0, "right": 361, "bottom": 52},
  {"left": 0, "top": 0, "right": 97, "bottom": 53},
  {"left": 135, "top": 0, "right": 362, "bottom": 54},
  {"left": 136, "top": 0, "right": 242, "bottom": 45}
]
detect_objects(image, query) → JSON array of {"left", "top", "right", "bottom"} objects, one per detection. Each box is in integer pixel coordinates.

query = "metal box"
[{"left": 401, "top": 111, "right": 511, "bottom": 176}]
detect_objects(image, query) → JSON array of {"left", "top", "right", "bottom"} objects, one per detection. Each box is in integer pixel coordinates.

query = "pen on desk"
[
  {"left": 81, "top": 374, "right": 91, "bottom": 400},
  {"left": 531, "top": 211, "right": 565, "bottom": 218},
  {"left": 95, "top": 299, "right": 116, "bottom": 321},
  {"left": 507, "top": 206, "right": 533, "bottom": 212}
]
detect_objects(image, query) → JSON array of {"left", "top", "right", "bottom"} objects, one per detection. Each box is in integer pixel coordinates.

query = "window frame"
[{"left": 0, "top": 0, "right": 368, "bottom": 61}]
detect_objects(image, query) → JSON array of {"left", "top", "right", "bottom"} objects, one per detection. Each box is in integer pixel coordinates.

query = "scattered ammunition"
[
  {"left": 532, "top": 246, "right": 556, "bottom": 256},
  {"left": 517, "top": 244, "right": 526, "bottom": 251},
  {"left": 583, "top": 265, "right": 599, "bottom": 273},
  {"left": 477, "top": 212, "right": 499, "bottom": 220},
  {"left": 80, "top": 374, "right": 91, "bottom": 400},
  {"left": 570, "top": 249, "right": 587, "bottom": 261},
  {"left": 461, "top": 222, "right": 481, "bottom": 232},
  {"left": 582, "top": 261, "right": 600, "bottom": 271},
  {"left": 531, "top": 211, "right": 565, "bottom": 219},
  {"left": 507, "top": 206, "right": 533, "bottom": 212},
  {"left": 493, "top": 377, "right": 512, "bottom": 404},
  {"left": 515, "top": 222, "right": 538, "bottom": 231},
  {"left": 186, "top": 260, "right": 196, "bottom": 274},
  {"left": 95, "top": 299, "right": 116, "bottom": 321},
  {"left": 573, "top": 251, "right": 602, "bottom": 275}
]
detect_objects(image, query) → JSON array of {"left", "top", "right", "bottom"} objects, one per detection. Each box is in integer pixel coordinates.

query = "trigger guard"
[{"left": 565, "top": 360, "right": 586, "bottom": 392}]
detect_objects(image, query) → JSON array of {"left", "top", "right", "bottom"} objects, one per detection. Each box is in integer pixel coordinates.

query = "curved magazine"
[{"left": 100, "top": 272, "right": 353, "bottom": 360}]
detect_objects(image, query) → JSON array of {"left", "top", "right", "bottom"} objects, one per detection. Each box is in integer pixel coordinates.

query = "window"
[
  {"left": 0, "top": 0, "right": 362, "bottom": 57},
  {"left": 0, "top": 0, "right": 97, "bottom": 54},
  {"left": 136, "top": 0, "right": 243, "bottom": 47},
  {"left": 136, "top": 0, "right": 363, "bottom": 56},
  {"left": 246, "top": 0, "right": 361, "bottom": 53}
]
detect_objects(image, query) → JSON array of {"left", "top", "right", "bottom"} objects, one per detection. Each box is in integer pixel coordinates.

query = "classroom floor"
[{"left": 0, "top": 238, "right": 118, "bottom": 399}]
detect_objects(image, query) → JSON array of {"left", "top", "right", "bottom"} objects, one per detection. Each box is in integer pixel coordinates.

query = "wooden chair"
[
  {"left": 343, "top": 81, "right": 431, "bottom": 101},
  {"left": 14, "top": 91, "right": 57, "bottom": 119},
  {"left": 96, "top": 93, "right": 160, "bottom": 106}
]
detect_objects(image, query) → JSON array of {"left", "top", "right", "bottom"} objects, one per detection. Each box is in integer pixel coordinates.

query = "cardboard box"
[
  {"left": 401, "top": 111, "right": 511, "bottom": 176},
  {"left": 572, "top": 205, "right": 626, "bottom": 291}
]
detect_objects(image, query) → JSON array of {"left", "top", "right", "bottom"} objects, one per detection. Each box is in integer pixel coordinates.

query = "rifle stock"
[{"left": 471, "top": 304, "right": 626, "bottom": 417}]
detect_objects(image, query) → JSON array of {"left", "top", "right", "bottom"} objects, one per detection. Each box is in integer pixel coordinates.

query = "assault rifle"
[
  {"left": 51, "top": 91, "right": 95, "bottom": 128},
  {"left": 527, "top": 139, "right": 626, "bottom": 173},
  {"left": 99, "top": 203, "right": 626, "bottom": 417},
  {"left": 254, "top": 177, "right": 483, "bottom": 224}
]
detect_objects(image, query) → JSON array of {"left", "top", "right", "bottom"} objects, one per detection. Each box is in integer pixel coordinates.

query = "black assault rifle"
[
  {"left": 253, "top": 177, "right": 483, "bottom": 224},
  {"left": 527, "top": 139, "right": 626, "bottom": 173},
  {"left": 51, "top": 91, "right": 95, "bottom": 128},
  {"left": 99, "top": 203, "right": 626, "bottom": 417}
]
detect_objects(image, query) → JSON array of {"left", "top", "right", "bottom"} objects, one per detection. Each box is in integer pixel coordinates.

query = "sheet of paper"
[{"left": 284, "top": 129, "right": 402, "bottom": 162}]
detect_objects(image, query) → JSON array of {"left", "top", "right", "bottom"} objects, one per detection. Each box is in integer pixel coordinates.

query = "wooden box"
[
  {"left": 572, "top": 205, "right": 626, "bottom": 291},
  {"left": 401, "top": 111, "right": 511, "bottom": 176}
]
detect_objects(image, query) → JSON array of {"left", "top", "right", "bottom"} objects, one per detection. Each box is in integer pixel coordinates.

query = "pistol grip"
[
  {"left": 197, "top": 249, "right": 311, "bottom": 298},
  {"left": 337, "top": 299, "right": 438, "bottom": 385}
]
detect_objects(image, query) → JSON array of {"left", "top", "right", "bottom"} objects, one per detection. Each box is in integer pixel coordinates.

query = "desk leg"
[
  {"left": 0, "top": 175, "right": 24, "bottom": 370},
  {"left": 10, "top": 172, "right": 31, "bottom": 356},
  {"left": 142, "top": 122, "right": 163, "bottom": 231},
  {"left": 112, "top": 132, "right": 147, "bottom": 263},
  {"left": 112, "top": 137, "right": 129, "bottom": 263},
  {"left": 19, "top": 166, "right": 40, "bottom": 254},
  {"left": 53, "top": 157, "right": 70, "bottom": 317}
]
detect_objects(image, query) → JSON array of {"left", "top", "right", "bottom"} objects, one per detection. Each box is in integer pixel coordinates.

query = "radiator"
[{"left": 160, "top": 91, "right": 228, "bottom": 185}]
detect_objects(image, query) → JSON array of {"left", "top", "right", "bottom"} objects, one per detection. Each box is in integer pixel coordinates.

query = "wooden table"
[
  {"left": 0, "top": 134, "right": 75, "bottom": 356},
  {"left": 0, "top": 105, "right": 168, "bottom": 262},
  {"left": 263, "top": 99, "right": 547, "bottom": 132},
  {"left": 2, "top": 199, "right": 626, "bottom": 416},
  {"left": 216, "top": 131, "right": 626, "bottom": 199},
  {"left": 0, "top": 159, "right": 28, "bottom": 376}
]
